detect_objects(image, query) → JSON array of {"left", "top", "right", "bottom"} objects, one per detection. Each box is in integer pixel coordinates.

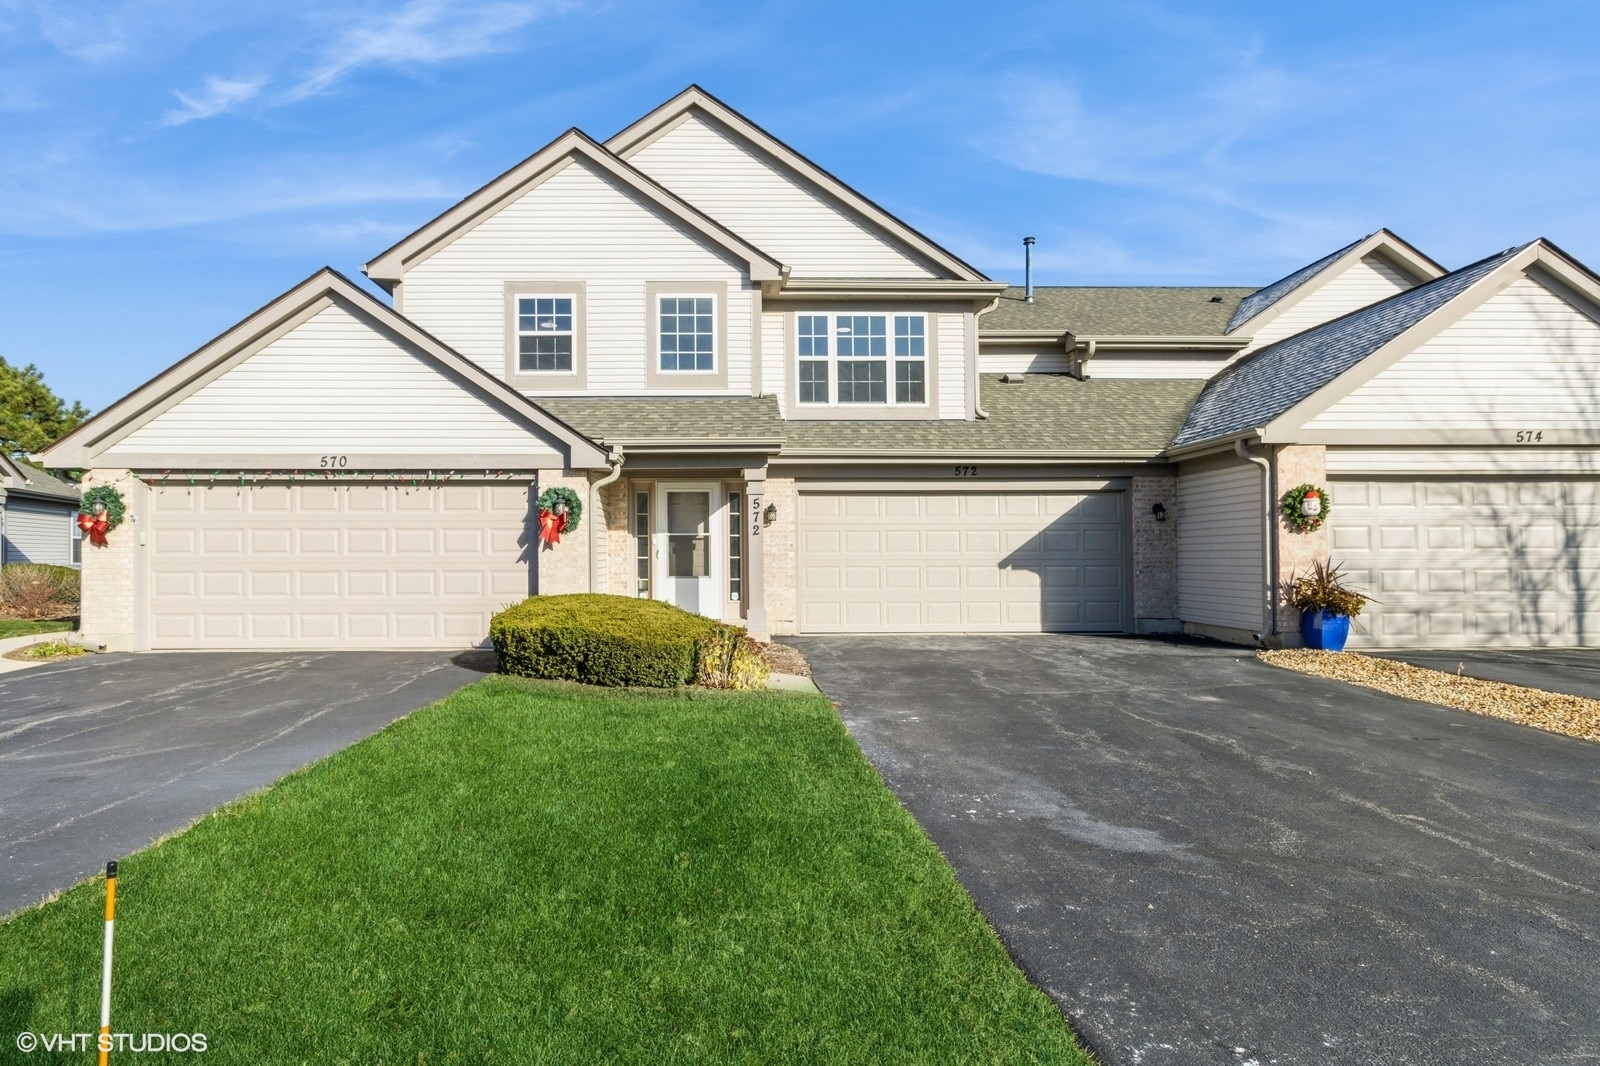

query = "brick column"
[
  {"left": 79, "top": 469, "right": 142, "bottom": 651},
  {"left": 764, "top": 474, "right": 798, "bottom": 635},
  {"left": 534, "top": 469, "right": 590, "bottom": 596},
  {"left": 1272, "top": 445, "right": 1329, "bottom": 637},
  {"left": 1131, "top": 474, "right": 1180, "bottom": 633}
]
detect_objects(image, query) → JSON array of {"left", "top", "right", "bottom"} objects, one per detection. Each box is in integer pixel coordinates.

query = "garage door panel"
[
  {"left": 1332, "top": 476, "right": 1600, "bottom": 648},
  {"left": 798, "top": 491, "right": 1127, "bottom": 634},
  {"left": 150, "top": 483, "right": 530, "bottom": 649}
]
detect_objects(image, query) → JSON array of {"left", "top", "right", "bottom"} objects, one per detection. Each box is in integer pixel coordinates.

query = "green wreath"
[
  {"left": 80, "top": 484, "right": 128, "bottom": 531},
  {"left": 535, "top": 485, "right": 583, "bottom": 534},
  {"left": 1280, "top": 482, "right": 1330, "bottom": 533}
]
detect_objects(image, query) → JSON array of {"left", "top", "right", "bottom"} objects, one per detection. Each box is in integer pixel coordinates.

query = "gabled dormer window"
[{"left": 796, "top": 313, "right": 927, "bottom": 406}]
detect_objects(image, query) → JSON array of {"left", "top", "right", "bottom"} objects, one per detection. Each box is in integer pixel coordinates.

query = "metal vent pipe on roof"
[{"left": 1023, "top": 236, "right": 1036, "bottom": 303}]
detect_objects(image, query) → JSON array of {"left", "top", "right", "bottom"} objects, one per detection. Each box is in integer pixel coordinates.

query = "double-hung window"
[
  {"left": 796, "top": 313, "right": 926, "bottom": 407},
  {"left": 658, "top": 295, "right": 716, "bottom": 372},
  {"left": 516, "top": 295, "right": 574, "bottom": 373}
]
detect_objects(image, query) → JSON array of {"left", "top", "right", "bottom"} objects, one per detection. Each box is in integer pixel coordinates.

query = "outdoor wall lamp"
[
  {"left": 1151, "top": 502, "right": 1167, "bottom": 522},
  {"left": 763, "top": 502, "right": 778, "bottom": 526}
]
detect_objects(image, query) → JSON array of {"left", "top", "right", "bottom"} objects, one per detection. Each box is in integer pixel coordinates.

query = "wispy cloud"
[
  {"left": 285, "top": 0, "right": 579, "bottom": 102},
  {"left": 161, "top": 74, "right": 267, "bottom": 126}
]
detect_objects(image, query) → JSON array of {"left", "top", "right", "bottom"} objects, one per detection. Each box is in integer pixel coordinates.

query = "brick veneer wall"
[
  {"left": 1131, "top": 474, "right": 1180, "bottom": 632},
  {"left": 1272, "top": 445, "right": 1329, "bottom": 638},
  {"left": 763, "top": 474, "right": 798, "bottom": 635},
  {"left": 534, "top": 469, "right": 591, "bottom": 596},
  {"left": 79, "top": 469, "right": 141, "bottom": 651}
]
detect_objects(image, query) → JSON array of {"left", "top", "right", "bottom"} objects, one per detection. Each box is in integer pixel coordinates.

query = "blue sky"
[{"left": 3, "top": 0, "right": 1599, "bottom": 414}]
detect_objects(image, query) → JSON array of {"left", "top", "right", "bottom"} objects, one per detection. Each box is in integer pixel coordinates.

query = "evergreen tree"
[{"left": 0, "top": 357, "right": 88, "bottom": 459}]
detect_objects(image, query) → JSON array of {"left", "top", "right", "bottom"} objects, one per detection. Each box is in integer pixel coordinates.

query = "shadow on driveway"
[
  {"left": 1, "top": 652, "right": 488, "bottom": 918},
  {"left": 793, "top": 634, "right": 1600, "bottom": 1066}
]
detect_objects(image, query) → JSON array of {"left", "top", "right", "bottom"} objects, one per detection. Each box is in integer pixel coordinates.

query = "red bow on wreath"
[
  {"left": 538, "top": 506, "right": 569, "bottom": 546},
  {"left": 77, "top": 509, "right": 110, "bottom": 547}
]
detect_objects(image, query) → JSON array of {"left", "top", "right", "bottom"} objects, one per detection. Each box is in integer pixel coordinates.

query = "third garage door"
[{"left": 797, "top": 491, "right": 1128, "bottom": 633}]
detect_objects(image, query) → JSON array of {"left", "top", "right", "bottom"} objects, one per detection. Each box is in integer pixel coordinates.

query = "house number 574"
[{"left": 1514, "top": 430, "right": 1543, "bottom": 443}]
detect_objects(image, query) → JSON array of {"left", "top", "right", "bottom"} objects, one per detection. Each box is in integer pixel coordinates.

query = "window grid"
[
  {"left": 727, "top": 491, "right": 742, "bottom": 602},
  {"left": 634, "top": 490, "right": 651, "bottom": 597},
  {"left": 796, "top": 313, "right": 927, "bottom": 407},
  {"left": 659, "top": 296, "right": 716, "bottom": 372},
  {"left": 516, "top": 296, "right": 574, "bottom": 373}
]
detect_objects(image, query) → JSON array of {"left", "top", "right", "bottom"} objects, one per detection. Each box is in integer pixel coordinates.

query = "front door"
[{"left": 654, "top": 482, "right": 721, "bottom": 619}]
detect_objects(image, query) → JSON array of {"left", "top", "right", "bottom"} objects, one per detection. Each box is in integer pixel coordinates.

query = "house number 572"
[{"left": 953, "top": 465, "right": 979, "bottom": 477}]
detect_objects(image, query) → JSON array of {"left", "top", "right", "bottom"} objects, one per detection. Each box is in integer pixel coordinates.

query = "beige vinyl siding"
[
  {"left": 401, "top": 158, "right": 754, "bottom": 394},
  {"left": 1328, "top": 447, "right": 1600, "bottom": 476},
  {"left": 979, "top": 347, "right": 1232, "bottom": 379},
  {"left": 626, "top": 113, "right": 940, "bottom": 279},
  {"left": 1242, "top": 254, "right": 1418, "bottom": 352},
  {"left": 2, "top": 501, "right": 74, "bottom": 566},
  {"left": 762, "top": 311, "right": 787, "bottom": 407},
  {"left": 1176, "top": 457, "right": 1264, "bottom": 631},
  {"left": 108, "top": 304, "right": 563, "bottom": 462},
  {"left": 936, "top": 312, "right": 967, "bottom": 418},
  {"left": 1305, "top": 275, "right": 1600, "bottom": 434},
  {"left": 1331, "top": 477, "right": 1600, "bottom": 648}
]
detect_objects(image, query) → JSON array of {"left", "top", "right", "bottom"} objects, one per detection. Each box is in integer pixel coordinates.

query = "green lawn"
[
  {"left": 0, "top": 618, "right": 74, "bottom": 639},
  {"left": 0, "top": 677, "right": 1090, "bottom": 1064}
]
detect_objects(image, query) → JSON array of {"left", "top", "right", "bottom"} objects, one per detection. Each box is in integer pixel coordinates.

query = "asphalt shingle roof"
[
  {"left": 983, "top": 287, "right": 1257, "bottom": 337},
  {"left": 783, "top": 375, "right": 1204, "bottom": 456},
  {"left": 2, "top": 457, "right": 80, "bottom": 503},
  {"left": 536, "top": 395, "right": 783, "bottom": 444},
  {"left": 1172, "top": 244, "right": 1524, "bottom": 449},
  {"left": 1225, "top": 235, "right": 1367, "bottom": 332}
]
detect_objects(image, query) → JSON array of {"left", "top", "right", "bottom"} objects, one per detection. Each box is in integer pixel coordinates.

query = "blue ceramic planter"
[{"left": 1300, "top": 610, "right": 1352, "bottom": 651}]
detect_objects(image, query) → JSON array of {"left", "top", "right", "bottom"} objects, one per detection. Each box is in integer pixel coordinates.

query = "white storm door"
[{"left": 655, "top": 482, "right": 721, "bottom": 619}]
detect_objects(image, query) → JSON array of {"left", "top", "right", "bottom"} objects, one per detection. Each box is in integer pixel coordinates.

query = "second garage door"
[
  {"left": 797, "top": 491, "right": 1128, "bottom": 633},
  {"left": 149, "top": 481, "right": 532, "bottom": 649},
  {"left": 1330, "top": 477, "right": 1600, "bottom": 647}
]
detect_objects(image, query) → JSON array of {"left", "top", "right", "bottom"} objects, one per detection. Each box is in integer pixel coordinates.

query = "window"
[
  {"left": 658, "top": 295, "right": 716, "bottom": 372},
  {"left": 634, "top": 489, "right": 651, "bottom": 597},
  {"left": 727, "top": 491, "right": 742, "bottom": 602},
  {"left": 71, "top": 520, "right": 82, "bottom": 566},
  {"left": 795, "top": 313, "right": 926, "bottom": 406},
  {"left": 516, "top": 296, "right": 574, "bottom": 373}
]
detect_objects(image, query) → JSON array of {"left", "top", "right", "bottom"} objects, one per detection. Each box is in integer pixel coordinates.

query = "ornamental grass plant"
[{"left": 1282, "top": 559, "right": 1371, "bottom": 618}]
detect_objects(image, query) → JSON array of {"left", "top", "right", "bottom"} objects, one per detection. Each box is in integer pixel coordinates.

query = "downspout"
[
  {"left": 973, "top": 295, "right": 1002, "bottom": 420},
  {"left": 588, "top": 446, "right": 624, "bottom": 593},
  {"left": 1235, "top": 435, "right": 1275, "bottom": 645}
]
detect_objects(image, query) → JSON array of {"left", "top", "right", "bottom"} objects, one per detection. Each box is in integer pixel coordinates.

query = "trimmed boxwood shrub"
[{"left": 490, "top": 593, "right": 767, "bottom": 689}]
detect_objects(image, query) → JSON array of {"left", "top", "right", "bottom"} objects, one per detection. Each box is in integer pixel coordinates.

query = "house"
[
  {"left": 40, "top": 87, "right": 1600, "bottom": 651},
  {"left": 0, "top": 454, "right": 80, "bottom": 568}
]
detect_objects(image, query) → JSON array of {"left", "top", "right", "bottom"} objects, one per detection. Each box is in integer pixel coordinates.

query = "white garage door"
[
  {"left": 149, "top": 481, "right": 532, "bottom": 649},
  {"left": 1330, "top": 478, "right": 1600, "bottom": 648},
  {"left": 797, "top": 491, "right": 1128, "bottom": 633}
]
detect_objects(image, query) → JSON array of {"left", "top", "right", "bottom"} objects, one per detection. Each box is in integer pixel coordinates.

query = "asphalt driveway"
[
  {"left": 1, "top": 652, "right": 488, "bottom": 917},
  {"left": 793, "top": 635, "right": 1600, "bottom": 1066}
]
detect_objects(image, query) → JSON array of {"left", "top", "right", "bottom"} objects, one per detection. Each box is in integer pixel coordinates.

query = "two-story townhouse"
[{"left": 42, "top": 88, "right": 1600, "bottom": 652}]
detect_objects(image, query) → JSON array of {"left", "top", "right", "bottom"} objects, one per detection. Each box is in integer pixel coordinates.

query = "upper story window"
[
  {"left": 797, "top": 313, "right": 926, "bottom": 406},
  {"left": 658, "top": 295, "right": 716, "bottom": 372},
  {"left": 516, "top": 295, "right": 574, "bottom": 373}
]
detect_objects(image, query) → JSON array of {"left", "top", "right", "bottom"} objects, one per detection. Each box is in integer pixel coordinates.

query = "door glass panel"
[{"left": 666, "top": 492, "right": 710, "bottom": 578}]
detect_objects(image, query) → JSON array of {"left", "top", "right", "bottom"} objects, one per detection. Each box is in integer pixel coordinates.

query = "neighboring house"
[
  {"left": 39, "top": 87, "right": 1600, "bottom": 651},
  {"left": 0, "top": 454, "right": 81, "bottom": 568}
]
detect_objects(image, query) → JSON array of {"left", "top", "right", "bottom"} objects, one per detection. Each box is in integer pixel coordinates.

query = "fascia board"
[
  {"left": 770, "top": 279, "right": 1008, "bottom": 299},
  {"left": 607, "top": 86, "right": 989, "bottom": 283},
  {"left": 1256, "top": 246, "right": 1537, "bottom": 444},
  {"left": 364, "top": 129, "right": 783, "bottom": 284}
]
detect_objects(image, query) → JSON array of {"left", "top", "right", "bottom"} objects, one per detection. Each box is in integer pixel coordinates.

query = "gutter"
[
  {"left": 1235, "top": 435, "right": 1276, "bottom": 645},
  {"left": 588, "top": 446, "right": 624, "bottom": 594}
]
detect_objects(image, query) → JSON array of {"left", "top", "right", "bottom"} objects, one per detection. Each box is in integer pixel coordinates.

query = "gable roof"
[
  {"left": 1226, "top": 229, "right": 1445, "bottom": 334},
  {"left": 606, "top": 85, "right": 989, "bottom": 283},
  {"left": 983, "top": 286, "right": 1257, "bottom": 338},
  {"left": 40, "top": 268, "right": 609, "bottom": 470},
  {"left": 0, "top": 453, "right": 79, "bottom": 504},
  {"left": 1173, "top": 243, "right": 1532, "bottom": 450},
  {"left": 364, "top": 127, "right": 784, "bottom": 286}
]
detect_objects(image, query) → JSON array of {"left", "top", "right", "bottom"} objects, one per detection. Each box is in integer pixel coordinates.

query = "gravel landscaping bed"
[
  {"left": 1260, "top": 649, "right": 1600, "bottom": 743},
  {"left": 759, "top": 640, "right": 812, "bottom": 677}
]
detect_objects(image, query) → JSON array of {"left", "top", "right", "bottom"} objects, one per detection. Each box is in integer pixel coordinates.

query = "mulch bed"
[{"left": 1260, "top": 649, "right": 1600, "bottom": 743}]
